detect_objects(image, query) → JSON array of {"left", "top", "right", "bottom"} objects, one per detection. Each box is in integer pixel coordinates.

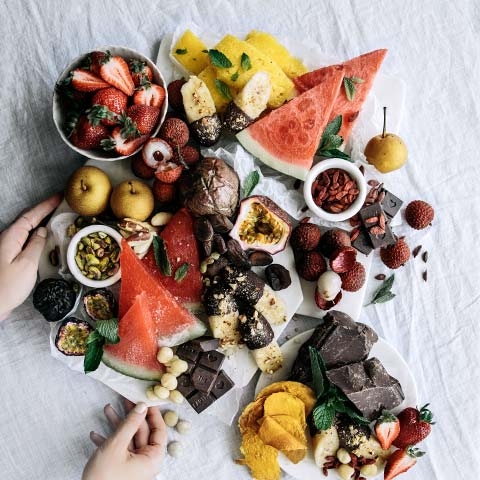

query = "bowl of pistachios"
[{"left": 66, "top": 225, "right": 122, "bottom": 288}]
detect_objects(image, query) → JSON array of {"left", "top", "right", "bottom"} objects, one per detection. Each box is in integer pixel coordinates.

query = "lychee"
[
  {"left": 167, "top": 79, "right": 186, "bottom": 113},
  {"left": 318, "top": 229, "right": 351, "bottom": 258},
  {"left": 290, "top": 223, "right": 322, "bottom": 253},
  {"left": 296, "top": 251, "right": 327, "bottom": 281},
  {"left": 405, "top": 200, "right": 434, "bottom": 230},
  {"left": 339, "top": 261, "right": 366, "bottom": 292},
  {"left": 159, "top": 117, "right": 189, "bottom": 147},
  {"left": 380, "top": 237, "right": 411, "bottom": 269}
]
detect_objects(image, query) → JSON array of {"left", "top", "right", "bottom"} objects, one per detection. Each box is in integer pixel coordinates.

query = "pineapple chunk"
[
  {"left": 245, "top": 30, "right": 308, "bottom": 79},
  {"left": 211, "top": 34, "right": 295, "bottom": 108},
  {"left": 172, "top": 29, "right": 210, "bottom": 74},
  {"left": 198, "top": 65, "right": 238, "bottom": 113}
]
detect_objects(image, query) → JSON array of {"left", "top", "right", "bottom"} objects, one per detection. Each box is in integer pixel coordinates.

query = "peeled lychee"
[
  {"left": 339, "top": 262, "right": 366, "bottom": 292},
  {"left": 318, "top": 229, "right": 351, "bottom": 258},
  {"left": 405, "top": 200, "right": 434, "bottom": 230},
  {"left": 380, "top": 237, "right": 410, "bottom": 269},
  {"left": 296, "top": 251, "right": 327, "bottom": 281},
  {"left": 316, "top": 271, "right": 342, "bottom": 301},
  {"left": 290, "top": 223, "right": 322, "bottom": 253}
]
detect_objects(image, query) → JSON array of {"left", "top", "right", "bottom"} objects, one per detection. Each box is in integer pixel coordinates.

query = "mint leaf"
[
  {"left": 309, "top": 347, "right": 326, "bottom": 398},
  {"left": 351, "top": 76, "right": 365, "bottom": 84},
  {"left": 153, "top": 236, "right": 171, "bottom": 276},
  {"left": 241, "top": 52, "right": 252, "bottom": 71},
  {"left": 321, "top": 134, "right": 343, "bottom": 151},
  {"left": 369, "top": 274, "right": 395, "bottom": 305},
  {"left": 96, "top": 319, "right": 120, "bottom": 344},
  {"left": 372, "top": 291, "right": 396, "bottom": 304},
  {"left": 231, "top": 71, "right": 239, "bottom": 82},
  {"left": 174, "top": 262, "right": 189, "bottom": 282},
  {"left": 344, "top": 77, "right": 356, "bottom": 101},
  {"left": 317, "top": 115, "right": 352, "bottom": 161},
  {"left": 242, "top": 170, "right": 260, "bottom": 198},
  {"left": 312, "top": 402, "right": 336, "bottom": 431},
  {"left": 322, "top": 115, "right": 342, "bottom": 138},
  {"left": 320, "top": 148, "right": 352, "bottom": 161},
  {"left": 84, "top": 333, "right": 105, "bottom": 373},
  {"left": 175, "top": 48, "right": 187, "bottom": 55},
  {"left": 208, "top": 49, "right": 233, "bottom": 68},
  {"left": 214, "top": 79, "right": 233, "bottom": 100}
]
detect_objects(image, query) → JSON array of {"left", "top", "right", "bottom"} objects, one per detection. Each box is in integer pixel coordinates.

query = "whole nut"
[
  {"left": 151, "top": 212, "right": 173, "bottom": 227},
  {"left": 208, "top": 214, "right": 233, "bottom": 233},
  {"left": 193, "top": 217, "right": 214, "bottom": 242},
  {"left": 226, "top": 238, "right": 250, "bottom": 269},
  {"left": 212, "top": 234, "right": 227, "bottom": 254},
  {"left": 248, "top": 251, "right": 273, "bottom": 266}
]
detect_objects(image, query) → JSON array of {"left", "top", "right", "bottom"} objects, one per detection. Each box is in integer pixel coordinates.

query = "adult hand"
[
  {"left": 0, "top": 193, "right": 62, "bottom": 320},
  {"left": 82, "top": 400, "right": 167, "bottom": 480}
]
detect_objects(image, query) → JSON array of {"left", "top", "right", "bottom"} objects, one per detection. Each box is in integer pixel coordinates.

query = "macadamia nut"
[
  {"left": 360, "top": 463, "right": 378, "bottom": 477},
  {"left": 153, "top": 385, "right": 170, "bottom": 399},
  {"left": 175, "top": 420, "right": 191, "bottom": 434},
  {"left": 169, "top": 389, "right": 184, "bottom": 404},
  {"left": 163, "top": 410, "right": 179, "bottom": 428},
  {"left": 167, "top": 359, "right": 189, "bottom": 376},
  {"left": 167, "top": 441, "right": 183, "bottom": 458},
  {"left": 157, "top": 347, "right": 174, "bottom": 364},
  {"left": 145, "top": 386, "right": 158, "bottom": 401},
  {"left": 337, "top": 464, "right": 355, "bottom": 480},
  {"left": 160, "top": 373, "right": 178, "bottom": 391},
  {"left": 336, "top": 448, "right": 351, "bottom": 464}
]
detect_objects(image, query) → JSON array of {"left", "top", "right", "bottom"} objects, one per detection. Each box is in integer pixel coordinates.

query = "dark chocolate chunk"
[
  {"left": 203, "top": 283, "right": 238, "bottom": 317},
  {"left": 358, "top": 202, "right": 396, "bottom": 248},
  {"left": 199, "top": 350, "right": 225, "bottom": 371},
  {"left": 222, "top": 266, "right": 265, "bottom": 304},
  {"left": 176, "top": 374, "right": 196, "bottom": 398},
  {"left": 188, "top": 390, "right": 217, "bottom": 413},
  {"left": 379, "top": 189, "right": 403, "bottom": 219},
  {"left": 352, "top": 228, "right": 374, "bottom": 256},
  {"left": 191, "top": 365, "right": 218, "bottom": 393},
  {"left": 175, "top": 343, "right": 201, "bottom": 363},
  {"left": 238, "top": 305, "right": 274, "bottom": 350},
  {"left": 191, "top": 336, "right": 221, "bottom": 352},
  {"left": 210, "top": 370, "right": 235, "bottom": 399}
]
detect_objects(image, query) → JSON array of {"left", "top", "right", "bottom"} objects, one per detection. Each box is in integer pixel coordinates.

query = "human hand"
[
  {"left": 0, "top": 193, "right": 62, "bottom": 320},
  {"left": 82, "top": 400, "right": 167, "bottom": 480}
]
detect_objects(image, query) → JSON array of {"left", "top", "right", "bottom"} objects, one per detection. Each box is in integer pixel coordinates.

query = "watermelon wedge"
[
  {"left": 119, "top": 239, "right": 206, "bottom": 347},
  {"left": 103, "top": 292, "right": 164, "bottom": 381},
  {"left": 293, "top": 49, "right": 387, "bottom": 142},
  {"left": 236, "top": 67, "right": 344, "bottom": 180},
  {"left": 142, "top": 208, "right": 203, "bottom": 313}
]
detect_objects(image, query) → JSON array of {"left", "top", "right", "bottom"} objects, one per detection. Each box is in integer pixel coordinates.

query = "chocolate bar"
[
  {"left": 352, "top": 228, "right": 374, "bottom": 256},
  {"left": 358, "top": 202, "right": 396, "bottom": 248},
  {"left": 379, "top": 189, "right": 403, "bottom": 220},
  {"left": 175, "top": 339, "right": 234, "bottom": 413}
]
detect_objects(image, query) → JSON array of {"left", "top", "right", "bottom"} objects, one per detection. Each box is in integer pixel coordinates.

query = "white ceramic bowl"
[
  {"left": 303, "top": 159, "right": 367, "bottom": 222},
  {"left": 53, "top": 46, "right": 168, "bottom": 161},
  {"left": 67, "top": 225, "right": 123, "bottom": 288}
]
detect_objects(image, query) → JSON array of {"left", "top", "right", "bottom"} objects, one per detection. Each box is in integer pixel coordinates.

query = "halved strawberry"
[
  {"left": 91, "top": 87, "right": 128, "bottom": 126},
  {"left": 129, "top": 59, "right": 153, "bottom": 86},
  {"left": 99, "top": 52, "right": 135, "bottom": 96},
  {"left": 374, "top": 410, "right": 400, "bottom": 450},
  {"left": 142, "top": 138, "right": 173, "bottom": 169},
  {"left": 384, "top": 446, "right": 425, "bottom": 480},
  {"left": 154, "top": 161, "right": 183, "bottom": 184},
  {"left": 89, "top": 51, "right": 107, "bottom": 75},
  {"left": 126, "top": 104, "right": 160, "bottom": 135},
  {"left": 101, "top": 127, "right": 148, "bottom": 156},
  {"left": 70, "top": 115, "right": 110, "bottom": 150},
  {"left": 133, "top": 83, "right": 166, "bottom": 108},
  {"left": 71, "top": 69, "right": 110, "bottom": 92}
]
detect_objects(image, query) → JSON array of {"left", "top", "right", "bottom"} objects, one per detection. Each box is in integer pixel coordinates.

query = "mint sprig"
[
  {"left": 242, "top": 170, "right": 261, "bottom": 198},
  {"left": 84, "top": 320, "right": 119, "bottom": 373},
  {"left": 368, "top": 274, "right": 395, "bottom": 305},
  {"left": 214, "top": 79, "right": 233, "bottom": 100},
  {"left": 344, "top": 76, "right": 365, "bottom": 101},
  {"left": 316, "top": 115, "right": 352, "bottom": 161},
  {"left": 153, "top": 236, "right": 171, "bottom": 276},
  {"left": 208, "top": 49, "right": 233, "bottom": 68}
]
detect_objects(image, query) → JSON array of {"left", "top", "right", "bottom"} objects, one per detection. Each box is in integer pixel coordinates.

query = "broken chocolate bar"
[
  {"left": 379, "top": 189, "right": 403, "bottom": 220},
  {"left": 326, "top": 357, "right": 404, "bottom": 421},
  {"left": 358, "top": 202, "right": 396, "bottom": 248},
  {"left": 176, "top": 339, "right": 234, "bottom": 413},
  {"left": 289, "top": 311, "right": 378, "bottom": 383},
  {"left": 352, "top": 227, "right": 374, "bottom": 256}
]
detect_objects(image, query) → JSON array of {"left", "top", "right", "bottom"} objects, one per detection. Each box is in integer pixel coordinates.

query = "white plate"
[{"left": 255, "top": 329, "right": 418, "bottom": 480}]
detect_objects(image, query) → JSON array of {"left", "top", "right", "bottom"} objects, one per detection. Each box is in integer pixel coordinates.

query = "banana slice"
[
  {"left": 251, "top": 341, "right": 283, "bottom": 374},
  {"left": 181, "top": 75, "right": 216, "bottom": 123},
  {"left": 234, "top": 71, "right": 271, "bottom": 120}
]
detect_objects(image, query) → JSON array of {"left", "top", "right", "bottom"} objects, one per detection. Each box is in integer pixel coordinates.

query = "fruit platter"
[{"left": 36, "top": 26, "right": 436, "bottom": 480}]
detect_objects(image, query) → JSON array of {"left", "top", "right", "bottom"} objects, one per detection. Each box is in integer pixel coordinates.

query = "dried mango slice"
[
  {"left": 263, "top": 392, "right": 306, "bottom": 427},
  {"left": 238, "top": 431, "right": 280, "bottom": 480}
]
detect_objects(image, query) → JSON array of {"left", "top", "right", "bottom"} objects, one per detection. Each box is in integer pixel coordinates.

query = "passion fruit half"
[{"left": 229, "top": 195, "right": 292, "bottom": 254}]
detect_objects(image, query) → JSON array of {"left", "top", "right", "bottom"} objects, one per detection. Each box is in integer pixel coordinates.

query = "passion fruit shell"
[
  {"left": 83, "top": 288, "right": 118, "bottom": 321},
  {"left": 229, "top": 195, "right": 292, "bottom": 255},
  {"left": 55, "top": 317, "right": 93, "bottom": 356}
]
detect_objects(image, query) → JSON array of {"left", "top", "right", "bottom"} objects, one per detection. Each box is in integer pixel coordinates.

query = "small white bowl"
[
  {"left": 303, "top": 159, "right": 367, "bottom": 222},
  {"left": 53, "top": 45, "right": 168, "bottom": 161},
  {"left": 67, "top": 225, "right": 123, "bottom": 288}
]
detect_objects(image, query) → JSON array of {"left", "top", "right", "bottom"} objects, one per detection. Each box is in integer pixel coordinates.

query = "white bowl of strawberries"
[{"left": 53, "top": 46, "right": 168, "bottom": 161}]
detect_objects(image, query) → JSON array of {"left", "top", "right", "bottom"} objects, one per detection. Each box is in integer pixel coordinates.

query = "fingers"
[
  {"left": 104, "top": 404, "right": 123, "bottom": 430},
  {"left": 123, "top": 399, "right": 150, "bottom": 450},
  {"left": 89, "top": 431, "right": 107, "bottom": 448},
  {"left": 146, "top": 407, "right": 167, "bottom": 449},
  {"left": 109, "top": 402, "right": 148, "bottom": 450},
  {"left": 14, "top": 227, "right": 48, "bottom": 269}
]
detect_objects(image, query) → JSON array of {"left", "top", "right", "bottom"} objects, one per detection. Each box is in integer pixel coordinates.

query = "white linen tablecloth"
[{"left": 1, "top": 1, "right": 478, "bottom": 479}]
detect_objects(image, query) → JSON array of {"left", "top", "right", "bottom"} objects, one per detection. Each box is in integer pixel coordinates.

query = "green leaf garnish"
[
  {"left": 214, "top": 79, "right": 233, "bottom": 100},
  {"left": 309, "top": 347, "right": 325, "bottom": 398},
  {"left": 317, "top": 115, "right": 352, "bottom": 161},
  {"left": 84, "top": 332, "right": 105, "bottom": 373},
  {"left": 174, "top": 262, "right": 189, "bottom": 282},
  {"left": 368, "top": 274, "right": 395, "bottom": 305},
  {"left": 230, "top": 71, "right": 239, "bottom": 82},
  {"left": 208, "top": 49, "right": 233, "bottom": 68},
  {"left": 343, "top": 76, "right": 364, "bottom": 101},
  {"left": 322, "top": 115, "right": 342, "bottom": 138},
  {"left": 241, "top": 52, "right": 252, "bottom": 71},
  {"left": 96, "top": 319, "right": 120, "bottom": 344},
  {"left": 312, "top": 402, "right": 336, "bottom": 431},
  {"left": 153, "top": 236, "right": 172, "bottom": 276},
  {"left": 242, "top": 170, "right": 261, "bottom": 198},
  {"left": 175, "top": 48, "right": 188, "bottom": 55}
]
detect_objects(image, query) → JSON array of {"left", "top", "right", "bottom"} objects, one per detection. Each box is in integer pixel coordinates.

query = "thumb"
[
  {"left": 17, "top": 227, "right": 48, "bottom": 266},
  {"left": 110, "top": 402, "right": 148, "bottom": 449}
]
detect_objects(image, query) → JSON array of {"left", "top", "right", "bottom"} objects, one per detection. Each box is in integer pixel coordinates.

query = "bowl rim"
[
  {"left": 303, "top": 158, "right": 367, "bottom": 222},
  {"left": 52, "top": 45, "right": 168, "bottom": 162},
  {"left": 66, "top": 224, "right": 123, "bottom": 288}
]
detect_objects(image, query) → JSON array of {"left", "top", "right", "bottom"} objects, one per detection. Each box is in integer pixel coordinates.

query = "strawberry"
[
  {"left": 71, "top": 69, "right": 110, "bottom": 92},
  {"left": 374, "top": 410, "right": 400, "bottom": 450},
  {"left": 70, "top": 115, "right": 110, "bottom": 150},
  {"left": 101, "top": 127, "right": 148, "bottom": 156},
  {"left": 133, "top": 83, "right": 166, "bottom": 108},
  {"left": 91, "top": 87, "right": 128, "bottom": 126},
  {"left": 154, "top": 162, "right": 183, "bottom": 184},
  {"left": 99, "top": 52, "right": 135, "bottom": 96},
  {"left": 393, "top": 404, "right": 434, "bottom": 449},
  {"left": 129, "top": 59, "right": 153, "bottom": 86},
  {"left": 89, "top": 51, "right": 107, "bottom": 75},
  {"left": 125, "top": 105, "right": 160, "bottom": 135},
  {"left": 384, "top": 446, "right": 425, "bottom": 480}
]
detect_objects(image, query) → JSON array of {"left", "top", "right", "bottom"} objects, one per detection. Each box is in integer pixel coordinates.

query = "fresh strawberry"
[
  {"left": 89, "top": 51, "right": 107, "bottom": 75},
  {"left": 393, "top": 404, "right": 434, "bottom": 449},
  {"left": 154, "top": 162, "right": 183, "bottom": 184},
  {"left": 375, "top": 410, "right": 400, "bottom": 450},
  {"left": 153, "top": 179, "right": 177, "bottom": 204},
  {"left": 133, "top": 83, "right": 166, "bottom": 108},
  {"left": 102, "top": 127, "right": 148, "bottom": 156},
  {"left": 125, "top": 104, "right": 160, "bottom": 135},
  {"left": 71, "top": 69, "right": 110, "bottom": 92},
  {"left": 70, "top": 115, "right": 110, "bottom": 150},
  {"left": 99, "top": 52, "right": 135, "bottom": 96},
  {"left": 384, "top": 446, "right": 425, "bottom": 480},
  {"left": 91, "top": 87, "right": 128, "bottom": 125},
  {"left": 129, "top": 59, "right": 153, "bottom": 86}
]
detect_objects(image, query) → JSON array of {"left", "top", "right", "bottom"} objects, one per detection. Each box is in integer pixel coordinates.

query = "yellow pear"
[
  {"left": 110, "top": 179, "right": 154, "bottom": 221},
  {"left": 65, "top": 165, "right": 112, "bottom": 216},
  {"left": 364, "top": 107, "right": 408, "bottom": 173}
]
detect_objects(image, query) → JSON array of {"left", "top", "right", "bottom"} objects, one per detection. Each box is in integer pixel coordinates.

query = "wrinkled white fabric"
[{"left": 0, "top": 1, "right": 478, "bottom": 479}]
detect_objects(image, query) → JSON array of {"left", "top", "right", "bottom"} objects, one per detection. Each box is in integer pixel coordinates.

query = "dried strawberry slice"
[
  {"left": 329, "top": 246, "right": 357, "bottom": 273},
  {"left": 314, "top": 289, "right": 342, "bottom": 310}
]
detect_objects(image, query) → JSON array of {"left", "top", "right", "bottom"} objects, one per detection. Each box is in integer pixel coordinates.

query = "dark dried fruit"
[
  {"left": 83, "top": 288, "right": 118, "bottom": 321},
  {"left": 296, "top": 251, "right": 327, "bottom": 281},
  {"left": 422, "top": 270, "right": 428, "bottom": 282},
  {"left": 412, "top": 245, "right": 422, "bottom": 258},
  {"left": 226, "top": 238, "right": 250, "bottom": 269},
  {"left": 212, "top": 234, "right": 227, "bottom": 255},
  {"left": 422, "top": 251, "right": 429, "bottom": 263},
  {"left": 49, "top": 246, "right": 60, "bottom": 267},
  {"left": 193, "top": 216, "right": 214, "bottom": 242},
  {"left": 200, "top": 240, "right": 212, "bottom": 258},
  {"left": 208, "top": 214, "right": 234, "bottom": 233},
  {"left": 375, "top": 274, "right": 386, "bottom": 280},
  {"left": 238, "top": 305, "right": 274, "bottom": 350},
  {"left": 248, "top": 251, "right": 273, "bottom": 267},
  {"left": 33, "top": 278, "right": 79, "bottom": 322},
  {"left": 55, "top": 317, "right": 93, "bottom": 356},
  {"left": 265, "top": 264, "right": 291, "bottom": 291},
  {"left": 205, "top": 255, "right": 229, "bottom": 277},
  {"left": 318, "top": 229, "right": 351, "bottom": 258},
  {"left": 330, "top": 246, "right": 357, "bottom": 273},
  {"left": 289, "top": 222, "right": 322, "bottom": 253}
]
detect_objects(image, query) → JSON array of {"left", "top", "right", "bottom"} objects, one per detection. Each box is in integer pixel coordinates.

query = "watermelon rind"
[
  {"left": 102, "top": 349, "right": 163, "bottom": 381},
  {"left": 157, "top": 316, "right": 207, "bottom": 347}
]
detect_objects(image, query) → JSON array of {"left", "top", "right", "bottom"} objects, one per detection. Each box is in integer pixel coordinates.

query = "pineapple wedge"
[
  {"left": 245, "top": 31, "right": 308, "bottom": 79},
  {"left": 172, "top": 29, "right": 210, "bottom": 75},
  {"left": 198, "top": 65, "right": 238, "bottom": 113}
]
